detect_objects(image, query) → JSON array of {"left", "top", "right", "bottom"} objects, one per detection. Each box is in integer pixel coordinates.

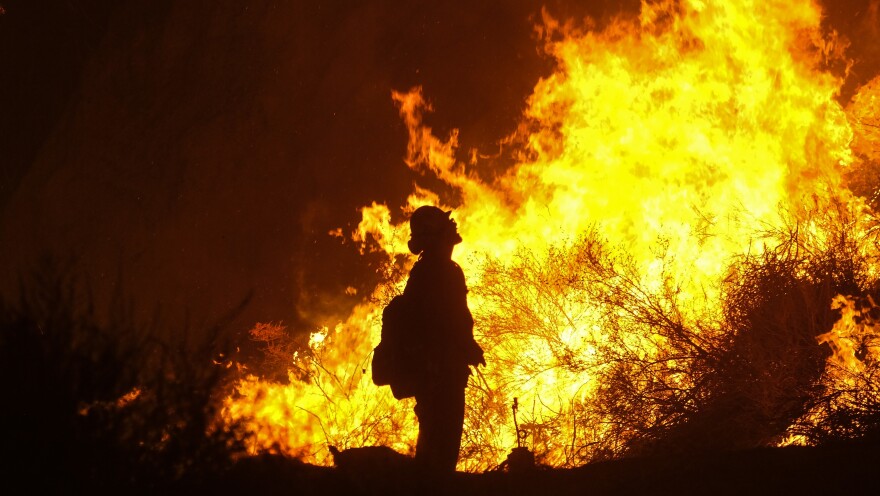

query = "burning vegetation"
[
  {"left": 222, "top": 0, "right": 880, "bottom": 472},
  {"left": 4, "top": 0, "right": 880, "bottom": 490}
]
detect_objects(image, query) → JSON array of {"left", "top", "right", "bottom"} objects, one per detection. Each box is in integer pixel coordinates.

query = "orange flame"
[
  {"left": 817, "top": 295, "right": 878, "bottom": 377},
  {"left": 223, "top": 0, "right": 879, "bottom": 470}
]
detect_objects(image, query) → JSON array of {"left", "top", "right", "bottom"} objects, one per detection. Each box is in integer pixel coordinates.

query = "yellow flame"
[
  {"left": 223, "top": 0, "right": 877, "bottom": 470},
  {"left": 818, "top": 295, "right": 880, "bottom": 380},
  {"left": 783, "top": 293, "right": 880, "bottom": 444}
]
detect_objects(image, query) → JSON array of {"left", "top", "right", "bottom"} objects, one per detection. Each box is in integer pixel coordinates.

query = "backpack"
[{"left": 372, "top": 294, "right": 419, "bottom": 399}]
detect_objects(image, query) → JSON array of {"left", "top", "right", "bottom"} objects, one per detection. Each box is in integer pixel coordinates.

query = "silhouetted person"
[{"left": 404, "top": 205, "right": 485, "bottom": 473}]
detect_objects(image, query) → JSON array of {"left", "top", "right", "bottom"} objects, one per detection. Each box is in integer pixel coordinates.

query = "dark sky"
[{"left": 1, "top": 0, "right": 877, "bottom": 346}]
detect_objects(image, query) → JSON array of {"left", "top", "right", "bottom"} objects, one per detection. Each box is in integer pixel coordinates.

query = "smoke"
[
  {"left": 820, "top": 0, "right": 880, "bottom": 100},
  {"left": 0, "top": 0, "right": 578, "bottom": 344},
  {"left": 858, "top": 0, "right": 880, "bottom": 73}
]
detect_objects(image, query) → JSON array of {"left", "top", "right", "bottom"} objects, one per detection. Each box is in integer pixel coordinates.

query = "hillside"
[{"left": 202, "top": 441, "right": 880, "bottom": 496}]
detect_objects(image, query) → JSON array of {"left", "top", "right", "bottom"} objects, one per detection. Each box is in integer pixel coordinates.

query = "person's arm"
[{"left": 451, "top": 264, "right": 484, "bottom": 366}]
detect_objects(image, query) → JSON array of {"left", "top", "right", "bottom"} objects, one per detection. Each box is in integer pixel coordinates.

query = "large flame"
[{"left": 222, "top": 0, "right": 878, "bottom": 470}]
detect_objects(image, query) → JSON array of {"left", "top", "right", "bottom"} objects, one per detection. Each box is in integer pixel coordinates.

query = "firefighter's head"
[{"left": 408, "top": 205, "right": 461, "bottom": 255}]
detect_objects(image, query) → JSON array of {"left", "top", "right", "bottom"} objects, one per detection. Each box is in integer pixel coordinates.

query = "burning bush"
[
  {"left": 220, "top": 0, "right": 880, "bottom": 472},
  {"left": 468, "top": 201, "right": 880, "bottom": 464}
]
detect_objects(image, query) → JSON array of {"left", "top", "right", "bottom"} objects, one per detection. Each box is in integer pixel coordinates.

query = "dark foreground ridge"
[{"left": 196, "top": 440, "right": 880, "bottom": 496}]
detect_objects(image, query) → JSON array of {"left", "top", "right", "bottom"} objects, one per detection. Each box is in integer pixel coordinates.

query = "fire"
[
  {"left": 222, "top": 0, "right": 879, "bottom": 470},
  {"left": 817, "top": 295, "right": 879, "bottom": 377}
]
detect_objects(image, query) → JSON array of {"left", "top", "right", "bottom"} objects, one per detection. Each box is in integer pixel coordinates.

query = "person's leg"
[
  {"left": 414, "top": 385, "right": 466, "bottom": 472},
  {"left": 434, "top": 385, "right": 465, "bottom": 471}
]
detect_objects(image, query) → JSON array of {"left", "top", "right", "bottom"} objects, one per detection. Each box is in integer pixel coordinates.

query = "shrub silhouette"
[{"left": 0, "top": 260, "right": 248, "bottom": 491}]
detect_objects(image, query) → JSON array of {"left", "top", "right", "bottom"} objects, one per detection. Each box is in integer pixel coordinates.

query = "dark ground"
[{"left": 194, "top": 441, "right": 880, "bottom": 496}]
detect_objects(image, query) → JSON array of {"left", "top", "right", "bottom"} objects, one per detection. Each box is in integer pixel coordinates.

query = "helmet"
[
  {"left": 408, "top": 205, "right": 452, "bottom": 254},
  {"left": 409, "top": 205, "right": 451, "bottom": 237}
]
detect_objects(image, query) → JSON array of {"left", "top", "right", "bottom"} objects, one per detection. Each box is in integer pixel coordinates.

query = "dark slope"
[{"left": 200, "top": 441, "right": 880, "bottom": 496}]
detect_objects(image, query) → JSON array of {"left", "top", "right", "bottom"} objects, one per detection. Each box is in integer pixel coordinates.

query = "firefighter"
[{"left": 404, "top": 205, "right": 485, "bottom": 472}]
